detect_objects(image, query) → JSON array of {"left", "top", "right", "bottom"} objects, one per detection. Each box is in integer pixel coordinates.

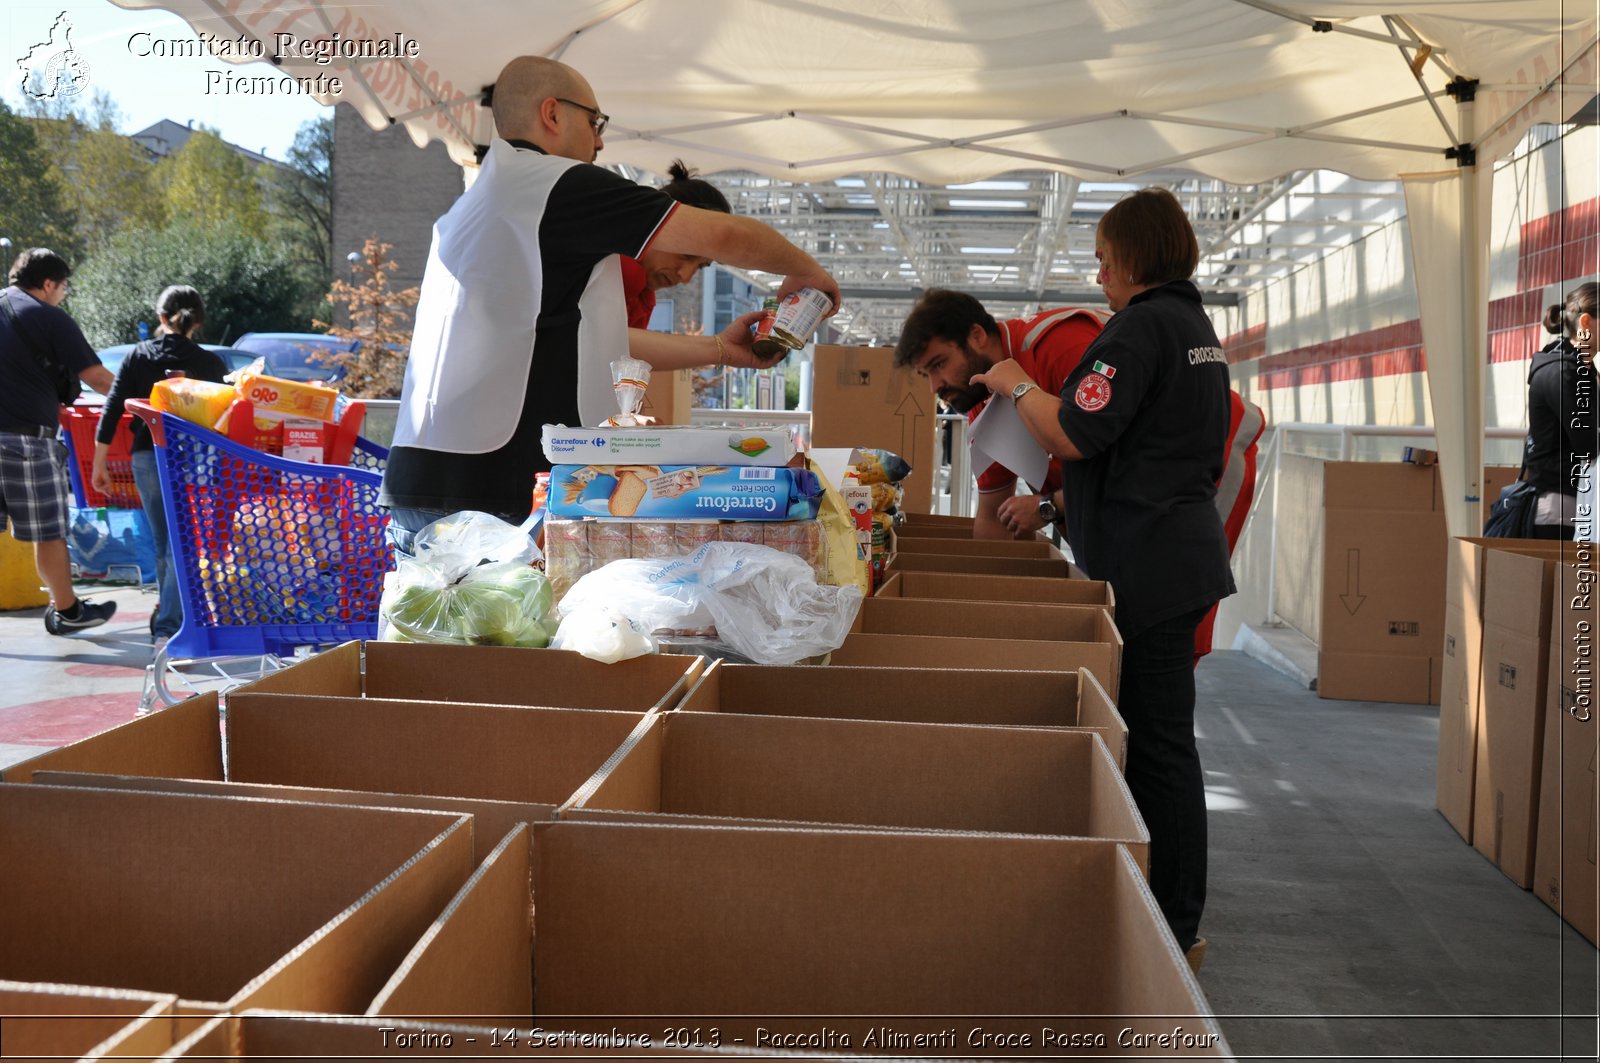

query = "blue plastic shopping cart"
[{"left": 127, "top": 399, "right": 392, "bottom": 708}]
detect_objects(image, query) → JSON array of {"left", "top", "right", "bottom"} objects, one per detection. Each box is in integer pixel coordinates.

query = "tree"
[
  {"left": 73, "top": 221, "right": 309, "bottom": 348},
  {"left": 157, "top": 128, "right": 269, "bottom": 239},
  {"left": 311, "top": 238, "right": 418, "bottom": 398},
  {"left": 0, "top": 101, "right": 79, "bottom": 259},
  {"left": 25, "top": 93, "right": 165, "bottom": 256},
  {"left": 269, "top": 117, "right": 332, "bottom": 278}
]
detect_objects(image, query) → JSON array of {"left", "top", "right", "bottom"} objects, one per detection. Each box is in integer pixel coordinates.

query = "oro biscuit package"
[{"left": 548, "top": 464, "right": 822, "bottom": 521}]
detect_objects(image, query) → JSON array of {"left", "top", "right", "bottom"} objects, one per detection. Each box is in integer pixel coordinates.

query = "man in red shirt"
[
  {"left": 895, "top": 289, "right": 1109, "bottom": 540},
  {"left": 896, "top": 287, "right": 1265, "bottom": 662}
]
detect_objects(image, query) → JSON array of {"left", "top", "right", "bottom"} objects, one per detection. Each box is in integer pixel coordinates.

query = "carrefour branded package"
[{"left": 548, "top": 464, "right": 821, "bottom": 521}]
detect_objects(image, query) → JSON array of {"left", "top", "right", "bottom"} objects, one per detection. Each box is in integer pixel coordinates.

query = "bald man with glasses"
[{"left": 382, "top": 55, "right": 840, "bottom": 545}]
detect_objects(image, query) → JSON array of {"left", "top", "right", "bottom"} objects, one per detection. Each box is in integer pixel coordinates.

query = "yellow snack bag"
[
  {"left": 235, "top": 372, "right": 340, "bottom": 423},
  {"left": 149, "top": 377, "right": 237, "bottom": 429}
]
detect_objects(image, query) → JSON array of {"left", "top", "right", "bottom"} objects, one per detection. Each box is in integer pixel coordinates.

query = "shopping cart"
[
  {"left": 127, "top": 399, "right": 393, "bottom": 710},
  {"left": 59, "top": 405, "right": 141, "bottom": 508}
]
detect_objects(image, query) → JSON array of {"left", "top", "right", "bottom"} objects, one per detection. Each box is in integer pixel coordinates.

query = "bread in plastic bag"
[
  {"left": 378, "top": 511, "right": 555, "bottom": 647},
  {"left": 555, "top": 541, "right": 862, "bottom": 666},
  {"left": 549, "top": 603, "right": 658, "bottom": 663}
]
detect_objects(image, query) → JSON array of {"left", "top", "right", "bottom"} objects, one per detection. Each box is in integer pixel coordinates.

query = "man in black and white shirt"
[
  {"left": 380, "top": 55, "right": 839, "bottom": 537},
  {"left": 0, "top": 248, "right": 117, "bottom": 635}
]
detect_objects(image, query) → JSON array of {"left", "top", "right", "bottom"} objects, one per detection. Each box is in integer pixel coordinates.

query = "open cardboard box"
[
  {"left": 682, "top": 660, "right": 1126, "bottom": 768},
  {"left": 0, "top": 785, "right": 472, "bottom": 1015},
  {"left": 850, "top": 598, "right": 1121, "bottom": 694},
  {"left": 232, "top": 641, "right": 703, "bottom": 712},
  {"left": 558, "top": 712, "right": 1146, "bottom": 863},
  {"left": 899, "top": 512, "right": 976, "bottom": 531},
  {"left": 895, "top": 536, "right": 1061, "bottom": 558},
  {"left": 9, "top": 693, "right": 648, "bottom": 867},
  {"left": 518, "top": 822, "right": 1227, "bottom": 1056},
  {"left": 828, "top": 632, "right": 1120, "bottom": 697},
  {"left": 888, "top": 551, "right": 1074, "bottom": 578},
  {"left": 1535, "top": 560, "right": 1600, "bottom": 945},
  {"left": 877, "top": 569, "right": 1115, "bottom": 611},
  {"left": 0, "top": 981, "right": 178, "bottom": 1062}
]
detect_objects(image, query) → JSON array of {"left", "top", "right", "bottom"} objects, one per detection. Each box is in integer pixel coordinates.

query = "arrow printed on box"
[
  {"left": 894, "top": 391, "right": 927, "bottom": 465},
  {"left": 1341, "top": 548, "right": 1366, "bottom": 615}
]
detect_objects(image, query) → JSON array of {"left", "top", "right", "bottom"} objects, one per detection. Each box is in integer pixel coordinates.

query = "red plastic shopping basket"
[{"left": 59, "top": 405, "right": 140, "bottom": 508}]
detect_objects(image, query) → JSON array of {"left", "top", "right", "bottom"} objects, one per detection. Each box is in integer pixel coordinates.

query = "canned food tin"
[
  {"left": 750, "top": 297, "right": 785, "bottom": 360},
  {"left": 771, "top": 288, "right": 832, "bottom": 350}
]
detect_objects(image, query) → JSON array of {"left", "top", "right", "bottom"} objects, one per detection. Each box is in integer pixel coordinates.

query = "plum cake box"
[
  {"left": 541, "top": 425, "right": 798, "bottom": 468},
  {"left": 547, "top": 464, "right": 822, "bottom": 521}
]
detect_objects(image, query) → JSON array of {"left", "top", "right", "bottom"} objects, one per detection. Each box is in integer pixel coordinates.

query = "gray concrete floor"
[{"left": 1197, "top": 650, "right": 1598, "bottom": 1061}]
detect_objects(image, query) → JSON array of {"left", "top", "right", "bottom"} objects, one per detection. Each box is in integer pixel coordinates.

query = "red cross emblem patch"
[{"left": 1074, "top": 371, "right": 1113, "bottom": 412}]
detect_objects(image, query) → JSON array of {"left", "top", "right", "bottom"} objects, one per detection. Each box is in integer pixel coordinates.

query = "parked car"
[
  {"left": 80, "top": 343, "right": 259, "bottom": 403},
  {"left": 232, "top": 332, "right": 360, "bottom": 384}
]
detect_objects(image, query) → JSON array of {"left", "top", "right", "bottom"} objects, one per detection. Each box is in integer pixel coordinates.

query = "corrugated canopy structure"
[{"left": 112, "top": 0, "right": 1599, "bottom": 536}]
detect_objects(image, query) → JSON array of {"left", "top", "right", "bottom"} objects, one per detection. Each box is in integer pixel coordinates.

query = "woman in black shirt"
[
  {"left": 1526, "top": 283, "right": 1597, "bottom": 539},
  {"left": 93, "top": 286, "right": 227, "bottom": 644}
]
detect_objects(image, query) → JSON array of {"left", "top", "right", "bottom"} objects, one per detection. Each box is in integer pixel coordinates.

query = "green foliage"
[
  {"left": 267, "top": 117, "right": 334, "bottom": 327},
  {"left": 26, "top": 94, "right": 165, "bottom": 256},
  {"left": 72, "top": 221, "right": 310, "bottom": 348},
  {"left": 156, "top": 127, "right": 270, "bottom": 239},
  {"left": 0, "top": 101, "right": 79, "bottom": 259}
]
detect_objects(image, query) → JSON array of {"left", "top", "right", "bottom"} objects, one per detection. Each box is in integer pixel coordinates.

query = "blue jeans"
[
  {"left": 385, "top": 506, "right": 526, "bottom": 559},
  {"left": 132, "top": 450, "right": 181, "bottom": 638}
]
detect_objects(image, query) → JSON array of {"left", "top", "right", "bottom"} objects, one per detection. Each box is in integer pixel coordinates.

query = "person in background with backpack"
[
  {"left": 1525, "top": 282, "right": 1597, "bottom": 540},
  {"left": 93, "top": 286, "right": 227, "bottom": 647},
  {"left": 0, "top": 248, "right": 117, "bottom": 635}
]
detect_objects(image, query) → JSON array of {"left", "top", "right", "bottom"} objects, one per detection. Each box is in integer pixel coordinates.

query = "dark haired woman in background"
[
  {"left": 1525, "top": 282, "right": 1597, "bottom": 540},
  {"left": 970, "top": 188, "right": 1232, "bottom": 965},
  {"left": 621, "top": 160, "right": 733, "bottom": 328},
  {"left": 93, "top": 286, "right": 228, "bottom": 646}
]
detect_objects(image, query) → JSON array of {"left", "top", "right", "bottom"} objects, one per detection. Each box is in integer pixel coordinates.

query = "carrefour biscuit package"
[
  {"left": 544, "top": 517, "right": 826, "bottom": 598},
  {"left": 541, "top": 425, "right": 798, "bottom": 467},
  {"left": 548, "top": 465, "right": 822, "bottom": 521}
]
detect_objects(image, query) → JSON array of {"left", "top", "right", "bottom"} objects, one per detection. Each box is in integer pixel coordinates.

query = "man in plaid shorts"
[{"left": 0, "top": 248, "right": 116, "bottom": 634}]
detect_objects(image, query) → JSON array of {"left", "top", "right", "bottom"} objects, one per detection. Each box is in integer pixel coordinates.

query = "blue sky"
[{"left": 4, "top": 2, "right": 326, "bottom": 160}]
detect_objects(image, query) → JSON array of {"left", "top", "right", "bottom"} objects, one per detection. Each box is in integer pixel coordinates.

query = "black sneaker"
[{"left": 44, "top": 598, "right": 118, "bottom": 635}]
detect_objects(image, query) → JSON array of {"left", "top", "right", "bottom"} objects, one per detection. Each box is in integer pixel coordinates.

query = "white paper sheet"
[{"left": 967, "top": 396, "right": 1049, "bottom": 487}]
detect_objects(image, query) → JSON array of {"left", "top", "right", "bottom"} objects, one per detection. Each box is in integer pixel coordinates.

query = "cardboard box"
[
  {"left": 529, "top": 822, "right": 1227, "bottom": 1055},
  {"left": 561, "top": 713, "right": 1145, "bottom": 862},
  {"left": 682, "top": 660, "right": 1126, "bottom": 769},
  {"left": 0, "top": 981, "right": 178, "bottom": 1061},
  {"left": 1318, "top": 464, "right": 1524, "bottom": 704},
  {"left": 877, "top": 570, "right": 1114, "bottom": 612},
  {"left": 640, "top": 365, "right": 693, "bottom": 426},
  {"left": 1436, "top": 538, "right": 1569, "bottom": 841},
  {"left": 0, "top": 691, "right": 224, "bottom": 784},
  {"left": 224, "top": 694, "right": 650, "bottom": 835},
  {"left": 850, "top": 598, "right": 1121, "bottom": 695},
  {"left": 1534, "top": 560, "right": 1600, "bottom": 944},
  {"left": 540, "top": 424, "right": 797, "bottom": 466},
  {"left": 828, "top": 632, "right": 1120, "bottom": 696},
  {"left": 887, "top": 550, "right": 1073, "bottom": 578},
  {"left": 892, "top": 524, "right": 974, "bottom": 539},
  {"left": 0, "top": 785, "right": 472, "bottom": 1013},
  {"left": 1472, "top": 549, "right": 1556, "bottom": 885},
  {"left": 231, "top": 641, "right": 702, "bottom": 711},
  {"left": 894, "top": 536, "right": 1060, "bottom": 558},
  {"left": 900, "top": 512, "right": 975, "bottom": 532},
  {"left": 810, "top": 345, "right": 936, "bottom": 514}
]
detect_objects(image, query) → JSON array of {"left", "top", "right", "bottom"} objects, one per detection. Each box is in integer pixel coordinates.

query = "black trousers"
[{"left": 1119, "top": 606, "right": 1210, "bottom": 952}]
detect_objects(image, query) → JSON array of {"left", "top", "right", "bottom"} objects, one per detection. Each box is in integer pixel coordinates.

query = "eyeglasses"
[{"left": 556, "top": 98, "right": 609, "bottom": 136}]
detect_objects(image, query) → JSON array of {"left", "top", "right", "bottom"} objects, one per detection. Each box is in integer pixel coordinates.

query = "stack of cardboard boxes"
[
  {"left": 0, "top": 627, "right": 1226, "bottom": 1057},
  {"left": 1434, "top": 537, "right": 1599, "bottom": 946}
]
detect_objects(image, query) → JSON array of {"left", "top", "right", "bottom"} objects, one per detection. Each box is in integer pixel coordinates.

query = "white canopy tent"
[{"left": 114, "top": 0, "right": 1599, "bottom": 534}]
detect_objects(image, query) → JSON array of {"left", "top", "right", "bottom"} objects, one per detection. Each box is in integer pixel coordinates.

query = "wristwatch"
[
  {"left": 1010, "top": 380, "right": 1040, "bottom": 403},
  {"left": 1037, "top": 496, "right": 1059, "bottom": 524}
]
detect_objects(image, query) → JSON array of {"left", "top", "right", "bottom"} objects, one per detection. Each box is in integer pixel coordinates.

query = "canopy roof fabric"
[{"left": 114, "top": 0, "right": 1594, "bottom": 184}]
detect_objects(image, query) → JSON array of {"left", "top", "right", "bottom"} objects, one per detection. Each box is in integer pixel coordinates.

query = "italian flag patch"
[{"left": 1092, "top": 360, "right": 1116, "bottom": 378}]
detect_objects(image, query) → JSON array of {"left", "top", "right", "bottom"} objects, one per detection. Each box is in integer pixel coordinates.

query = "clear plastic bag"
[
  {"left": 378, "top": 511, "right": 555, "bottom": 647},
  {"left": 555, "top": 541, "right": 863, "bottom": 666}
]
